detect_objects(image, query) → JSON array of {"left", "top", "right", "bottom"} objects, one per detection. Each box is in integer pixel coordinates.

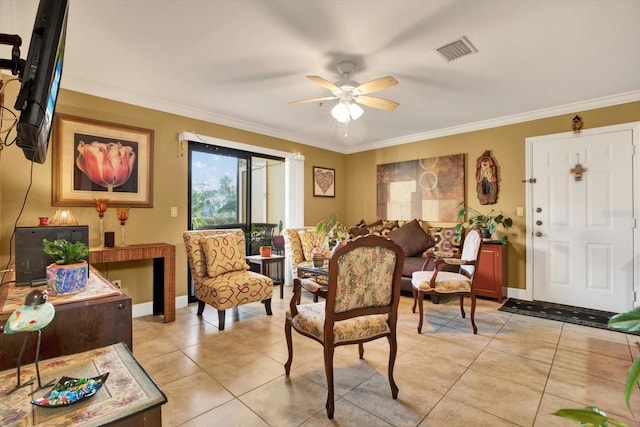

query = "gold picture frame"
[
  {"left": 52, "top": 114, "right": 154, "bottom": 207},
  {"left": 313, "top": 166, "right": 335, "bottom": 197}
]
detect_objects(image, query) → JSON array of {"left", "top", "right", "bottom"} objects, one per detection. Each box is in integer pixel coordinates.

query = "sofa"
[
  {"left": 349, "top": 219, "right": 461, "bottom": 294},
  {"left": 284, "top": 220, "right": 461, "bottom": 296}
]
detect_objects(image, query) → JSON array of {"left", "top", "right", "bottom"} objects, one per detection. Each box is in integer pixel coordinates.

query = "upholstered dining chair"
[
  {"left": 284, "top": 234, "right": 404, "bottom": 419},
  {"left": 411, "top": 227, "right": 483, "bottom": 334},
  {"left": 183, "top": 229, "right": 273, "bottom": 330}
]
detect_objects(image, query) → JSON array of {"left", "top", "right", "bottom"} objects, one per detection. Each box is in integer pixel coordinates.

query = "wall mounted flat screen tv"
[
  {"left": 14, "top": 0, "right": 69, "bottom": 164},
  {"left": 15, "top": 225, "right": 89, "bottom": 286}
]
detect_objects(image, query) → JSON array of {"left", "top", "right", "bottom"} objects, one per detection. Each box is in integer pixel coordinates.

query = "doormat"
[{"left": 499, "top": 298, "right": 619, "bottom": 331}]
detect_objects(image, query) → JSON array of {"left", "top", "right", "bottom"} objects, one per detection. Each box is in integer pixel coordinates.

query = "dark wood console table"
[
  {"left": 0, "top": 269, "right": 132, "bottom": 371},
  {"left": 89, "top": 243, "right": 176, "bottom": 322}
]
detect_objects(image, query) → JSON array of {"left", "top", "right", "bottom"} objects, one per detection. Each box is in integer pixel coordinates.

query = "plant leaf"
[
  {"left": 608, "top": 307, "right": 640, "bottom": 332},
  {"left": 623, "top": 357, "right": 640, "bottom": 415},
  {"left": 553, "top": 407, "right": 628, "bottom": 426}
]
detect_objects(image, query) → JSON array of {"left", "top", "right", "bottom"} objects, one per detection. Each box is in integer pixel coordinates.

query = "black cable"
[{"left": 1, "top": 156, "right": 35, "bottom": 287}]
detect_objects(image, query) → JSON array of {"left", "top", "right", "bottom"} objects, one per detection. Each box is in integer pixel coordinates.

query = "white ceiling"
[{"left": 2, "top": 0, "right": 640, "bottom": 154}]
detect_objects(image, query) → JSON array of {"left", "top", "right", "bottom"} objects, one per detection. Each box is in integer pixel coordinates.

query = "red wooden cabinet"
[{"left": 474, "top": 243, "right": 507, "bottom": 302}]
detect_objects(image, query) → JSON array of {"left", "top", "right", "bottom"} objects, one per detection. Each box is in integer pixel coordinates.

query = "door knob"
[
  {"left": 536, "top": 207, "right": 542, "bottom": 213},
  {"left": 536, "top": 220, "right": 543, "bottom": 225},
  {"left": 535, "top": 231, "right": 543, "bottom": 237}
]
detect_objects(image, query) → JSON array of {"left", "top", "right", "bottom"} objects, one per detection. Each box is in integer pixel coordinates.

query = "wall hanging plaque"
[{"left": 475, "top": 150, "right": 498, "bottom": 205}]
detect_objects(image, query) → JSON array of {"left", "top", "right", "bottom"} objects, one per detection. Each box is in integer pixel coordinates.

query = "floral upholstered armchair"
[
  {"left": 284, "top": 234, "right": 404, "bottom": 419},
  {"left": 183, "top": 229, "right": 273, "bottom": 330}
]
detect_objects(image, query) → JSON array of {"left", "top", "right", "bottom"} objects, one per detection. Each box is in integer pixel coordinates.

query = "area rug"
[{"left": 499, "top": 298, "right": 617, "bottom": 331}]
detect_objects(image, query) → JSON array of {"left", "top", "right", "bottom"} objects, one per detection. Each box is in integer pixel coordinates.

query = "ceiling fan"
[{"left": 289, "top": 61, "right": 399, "bottom": 123}]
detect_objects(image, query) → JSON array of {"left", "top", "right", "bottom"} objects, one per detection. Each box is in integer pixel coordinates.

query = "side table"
[
  {"left": 246, "top": 255, "right": 285, "bottom": 298},
  {"left": 89, "top": 243, "right": 176, "bottom": 322}
]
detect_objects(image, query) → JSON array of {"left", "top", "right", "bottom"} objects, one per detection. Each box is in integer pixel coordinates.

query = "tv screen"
[
  {"left": 15, "top": 225, "right": 89, "bottom": 286},
  {"left": 14, "top": 0, "right": 69, "bottom": 164}
]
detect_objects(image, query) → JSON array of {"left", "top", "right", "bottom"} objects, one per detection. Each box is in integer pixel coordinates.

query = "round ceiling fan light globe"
[{"left": 331, "top": 102, "right": 350, "bottom": 123}]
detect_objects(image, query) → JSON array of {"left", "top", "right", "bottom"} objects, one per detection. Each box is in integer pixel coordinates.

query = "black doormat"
[{"left": 499, "top": 298, "right": 618, "bottom": 331}]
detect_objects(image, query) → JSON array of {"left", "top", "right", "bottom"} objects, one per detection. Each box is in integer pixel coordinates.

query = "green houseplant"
[
  {"left": 43, "top": 239, "right": 90, "bottom": 295},
  {"left": 454, "top": 206, "right": 513, "bottom": 244},
  {"left": 553, "top": 307, "right": 640, "bottom": 426},
  {"left": 247, "top": 224, "right": 273, "bottom": 257},
  {"left": 315, "top": 215, "right": 348, "bottom": 248}
]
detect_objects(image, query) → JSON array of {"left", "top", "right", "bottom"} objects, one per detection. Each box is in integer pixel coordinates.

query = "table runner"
[
  {"left": 0, "top": 342, "right": 167, "bottom": 426},
  {"left": 0, "top": 267, "right": 121, "bottom": 315}
]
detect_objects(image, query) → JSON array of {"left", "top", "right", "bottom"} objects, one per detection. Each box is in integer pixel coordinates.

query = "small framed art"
[{"left": 313, "top": 166, "right": 335, "bottom": 197}]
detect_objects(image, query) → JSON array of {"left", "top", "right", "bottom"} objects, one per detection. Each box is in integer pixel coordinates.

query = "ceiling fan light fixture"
[{"left": 331, "top": 101, "right": 363, "bottom": 123}]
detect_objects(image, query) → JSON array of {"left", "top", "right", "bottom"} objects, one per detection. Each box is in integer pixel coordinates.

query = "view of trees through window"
[{"left": 190, "top": 150, "right": 244, "bottom": 228}]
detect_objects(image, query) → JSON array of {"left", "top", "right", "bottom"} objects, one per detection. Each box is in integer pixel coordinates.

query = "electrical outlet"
[{"left": 112, "top": 279, "right": 122, "bottom": 288}]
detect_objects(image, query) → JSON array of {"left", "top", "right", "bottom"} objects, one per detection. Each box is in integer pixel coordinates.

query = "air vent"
[{"left": 436, "top": 36, "right": 477, "bottom": 62}]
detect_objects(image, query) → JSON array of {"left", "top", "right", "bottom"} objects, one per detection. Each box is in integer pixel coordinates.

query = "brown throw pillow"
[{"left": 389, "top": 219, "right": 435, "bottom": 257}]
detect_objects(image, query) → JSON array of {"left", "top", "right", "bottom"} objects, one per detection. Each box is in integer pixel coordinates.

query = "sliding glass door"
[{"left": 187, "top": 142, "right": 285, "bottom": 298}]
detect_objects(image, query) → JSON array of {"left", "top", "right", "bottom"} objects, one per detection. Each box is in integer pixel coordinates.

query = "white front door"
[{"left": 527, "top": 124, "right": 637, "bottom": 313}]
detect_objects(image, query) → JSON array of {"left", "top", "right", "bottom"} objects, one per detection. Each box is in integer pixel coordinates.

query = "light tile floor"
[{"left": 132, "top": 288, "right": 640, "bottom": 426}]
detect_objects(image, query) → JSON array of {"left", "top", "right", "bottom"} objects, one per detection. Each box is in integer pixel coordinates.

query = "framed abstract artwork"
[
  {"left": 376, "top": 154, "right": 464, "bottom": 222},
  {"left": 52, "top": 114, "right": 154, "bottom": 207},
  {"left": 313, "top": 166, "right": 335, "bottom": 197}
]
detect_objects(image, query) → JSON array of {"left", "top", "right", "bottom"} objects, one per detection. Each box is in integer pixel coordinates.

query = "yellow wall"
[
  {"left": 345, "top": 101, "right": 640, "bottom": 290},
  {"left": 0, "top": 80, "right": 346, "bottom": 303},
  {"left": 2, "top": 73, "right": 638, "bottom": 302}
]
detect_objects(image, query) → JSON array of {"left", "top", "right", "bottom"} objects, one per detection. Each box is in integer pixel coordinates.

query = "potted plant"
[
  {"left": 454, "top": 205, "right": 513, "bottom": 244},
  {"left": 272, "top": 220, "right": 285, "bottom": 251},
  {"left": 43, "top": 238, "right": 90, "bottom": 295},
  {"left": 248, "top": 224, "right": 273, "bottom": 257},
  {"left": 315, "top": 215, "right": 348, "bottom": 248}
]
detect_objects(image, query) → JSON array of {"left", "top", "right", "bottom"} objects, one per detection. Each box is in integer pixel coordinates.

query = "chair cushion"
[
  {"left": 203, "top": 234, "right": 250, "bottom": 277},
  {"left": 389, "top": 218, "right": 435, "bottom": 257},
  {"left": 198, "top": 270, "right": 273, "bottom": 310},
  {"left": 287, "top": 302, "right": 390, "bottom": 344},
  {"left": 411, "top": 270, "right": 471, "bottom": 293}
]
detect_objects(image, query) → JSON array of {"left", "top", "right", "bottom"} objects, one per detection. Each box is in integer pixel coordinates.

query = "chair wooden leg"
[
  {"left": 417, "top": 291, "right": 425, "bottom": 333},
  {"left": 324, "top": 346, "right": 335, "bottom": 419},
  {"left": 459, "top": 295, "right": 466, "bottom": 318},
  {"left": 263, "top": 298, "right": 272, "bottom": 315},
  {"left": 284, "top": 319, "right": 293, "bottom": 375},
  {"left": 387, "top": 334, "right": 399, "bottom": 399},
  {"left": 196, "top": 300, "right": 205, "bottom": 315},
  {"left": 358, "top": 342, "right": 364, "bottom": 359},
  {"left": 217, "top": 310, "right": 226, "bottom": 330},
  {"left": 470, "top": 295, "right": 478, "bottom": 334},
  {"left": 411, "top": 287, "right": 417, "bottom": 313}
]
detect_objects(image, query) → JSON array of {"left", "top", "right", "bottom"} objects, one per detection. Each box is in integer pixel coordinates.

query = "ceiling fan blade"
[
  {"left": 355, "top": 96, "right": 399, "bottom": 111},
  {"left": 355, "top": 76, "right": 398, "bottom": 95},
  {"left": 307, "top": 76, "right": 340, "bottom": 92},
  {"left": 289, "top": 95, "right": 337, "bottom": 105}
]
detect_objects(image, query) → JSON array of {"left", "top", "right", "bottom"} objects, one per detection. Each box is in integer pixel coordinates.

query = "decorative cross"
[{"left": 570, "top": 154, "right": 587, "bottom": 181}]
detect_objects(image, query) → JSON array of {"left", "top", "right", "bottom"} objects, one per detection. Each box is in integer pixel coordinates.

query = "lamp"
[
  {"left": 49, "top": 209, "right": 78, "bottom": 226},
  {"left": 331, "top": 100, "right": 363, "bottom": 123}
]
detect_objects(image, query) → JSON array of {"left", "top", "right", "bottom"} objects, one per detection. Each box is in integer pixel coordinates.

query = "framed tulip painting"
[{"left": 52, "top": 114, "right": 154, "bottom": 207}]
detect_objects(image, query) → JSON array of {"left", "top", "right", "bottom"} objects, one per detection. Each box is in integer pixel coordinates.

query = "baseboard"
[
  {"left": 506, "top": 287, "right": 528, "bottom": 301},
  {"left": 131, "top": 295, "right": 189, "bottom": 318}
]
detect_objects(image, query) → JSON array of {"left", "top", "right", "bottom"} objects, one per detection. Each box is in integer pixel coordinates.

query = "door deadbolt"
[
  {"left": 536, "top": 220, "right": 543, "bottom": 226},
  {"left": 535, "top": 231, "right": 543, "bottom": 237},
  {"left": 536, "top": 207, "right": 542, "bottom": 213}
]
